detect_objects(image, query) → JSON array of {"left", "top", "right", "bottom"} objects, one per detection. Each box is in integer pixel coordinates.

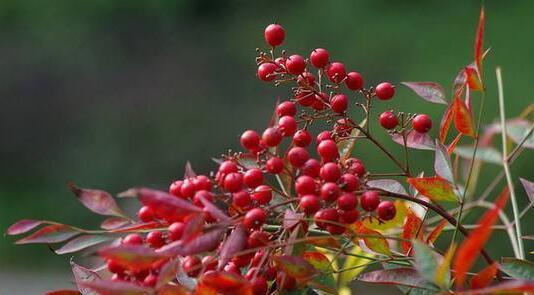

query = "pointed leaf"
[
  {"left": 471, "top": 262, "right": 498, "bottom": 289},
  {"left": 218, "top": 225, "right": 248, "bottom": 269},
  {"left": 339, "top": 246, "right": 374, "bottom": 286},
  {"left": 412, "top": 241, "right": 440, "bottom": 285},
  {"left": 184, "top": 161, "right": 197, "bottom": 179},
  {"left": 440, "top": 102, "right": 456, "bottom": 143},
  {"left": 465, "top": 66, "right": 484, "bottom": 91},
  {"left": 401, "top": 211, "right": 424, "bottom": 254},
  {"left": 426, "top": 219, "right": 448, "bottom": 245},
  {"left": 159, "top": 227, "right": 225, "bottom": 256},
  {"left": 156, "top": 259, "right": 179, "bottom": 288},
  {"left": 71, "top": 260, "right": 100, "bottom": 295},
  {"left": 456, "top": 280, "right": 534, "bottom": 295},
  {"left": 499, "top": 258, "right": 534, "bottom": 280},
  {"left": 350, "top": 221, "right": 392, "bottom": 256},
  {"left": 363, "top": 201, "right": 407, "bottom": 232},
  {"left": 6, "top": 219, "right": 44, "bottom": 235},
  {"left": 101, "top": 217, "right": 131, "bottom": 230},
  {"left": 99, "top": 244, "right": 169, "bottom": 270},
  {"left": 474, "top": 6, "right": 485, "bottom": 74},
  {"left": 434, "top": 141, "right": 454, "bottom": 183},
  {"left": 137, "top": 188, "right": 202, "bottom": 221},
  {"left": 392, "top": 131, "right": 435, "bottom": 150},
  {"left": 199, "top": 271, "right": 251, "bottom": 294},
  {"left": 199, "top": 197, "right": 231, "bottom": 223},
  {"left": 435, "top": 244, "right": 455, "bottom": 288},
  {"left": 402, "top": 82, "right": 447, "bottom": 104},
  {"left": 453, "top": 96, "right": 475, "bottom": 137},
  {"left": 407, "top": 176, "right": 459, "bottom": 202},
  {"left": 367, "top": 179, "right": 408, "bottom": 195},
  {"left": 110, "top": 221, "right": 161, "bottom": 233},
  {"left": 68, "top": 182, "right": 125, "bottom": 217},
  {"left": 56, "top": 235, "right": 111, "bottom": 254},
  {"left": 447, "top": 133, "right": 463, "bottom": 154},
  {"left": 520, "top": 178, "right": 534, "bottom": 204},
  {"left": 356, "top": 268, "right": 433, "bottom": 290},
  {"left": 273, "top": 255, "right": 318, "bottom": 279},
  {"left": 454, "top": 146, "right": 503, "bottom": 165},
  {"left": 506, "top": 120, "right": 534, "bottom": 148},
  {"left": 78, "top": 280, "right": 150, "bottom": 295},
  {"left": 15, "top": 224, "right": 80, "bottom": 244},
  {"left": 338, "top": 118, "right": 367, "bottom": 161}
]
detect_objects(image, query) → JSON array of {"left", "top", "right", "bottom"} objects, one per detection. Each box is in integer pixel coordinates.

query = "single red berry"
[
  {"left": 379, "top": 111, "right": 399, "bottom": 130},
  {"left": 138, "top": 206, "right": 154, "bottom": 222},
  {"left": 233, "top": 190, "right": 251, "bottom": 208},
  {"left": 334, "top": 118, "right": 354, "bottom": 137},
  {"left": 251, "top": 185, "right": 272, "bottom": 205},
  {"left": 262, "top": 127, "right": 283, "bottom": 146},
  {"left": 326, "top": 62, "right": 347, "bottom": 83},
  {"left": 278, "top": 116, "right": 297, "bottom": 136},
  {"left": 202, "top": 256, "right": 217, "bottom": 271},
  {"left": 277, "top": 272, "right": 296, "bottom": 290},
  {"left": 257, "top": 63, "right": 278, "bottom": 81},
  {"left": 287, "top": 146, "right": 309, "bottom": 168},
  {"left": 375, "top": 82, "right": 395, "bottom": 100},
  {"left": 224, "top": 172, "right": 244, "bottom": 193},
  {"left": 310, "top": 48, "right": 329, "bottom": 68},
  {"left": 180, "top": 179, "right": 196, "bottom": 198},
  {"left": 295, "top": 175, "right": 317, "bottom": 196},
  {"left": 361, "top": 191, "right": 380, "bottom": 211},
  {"left": 301, "top": 158, "right": 321, "bottom": 177},
  {"left": 219, "top": 161, "right": 238, "bottom": 174},
  {"left": 107, "top": 259, "right": 125, "bottom": 274},
  {"left": 143, "top": 273, "right": 158, "bottom": 287},
  {"left": 317, "top": 139, "right": 339, "bottom": 161},
  {"left": 299, "top": 194, "right": 321, "bottom": 215},
  {"left": 339, "top": 209, "right": 360, "bottom": 224},
  {"left": 294, "top": 90, "right": 315, "bottom": 107},
  {"left": 168, "top": 222, "right": 185, "bottom": 241},
  {"left": 264, "top": 24, "right": 285, "bottom": 46},
  {"left": 345, "top": 71, "right": 364, "bottom": 90},
  {"left": 377, "top": 201, "right": 396, "bottom": 221},
  {"left": 339, "top": 174, "right": 360, "bottom": 192},
  {"left": 316, "top": 130, "right": 332, "bottom": 143},
  {"left": 146, "top": 231, "right": 165, "bottom": 248},
  {"left": 169, "top": 180, "right": 183, "bottom": 198},
  {"left": 274, "top": 57, "right": 286, "bottom": 70},
  {"left": 412, "top": 114, "right": 432, "bottom": 133},
  {"left": 276, "top": 101, "right": 297, "bottom": 117},
  {"left": 345, "top": 158, "right": 366, "bottom": 177},
  {"left": 285, "top": 54, "right": 306, "bottom": 75},
  {"left": 193, "top": 190, "right": 213, "bottom": 207},
  {"left": 314, "top": 208, "right": 339, "bottom": 229},
  {"left": 327, "top": 224, "right": 346, "bottom": 235},
  {"left": 297, "top": 71, "right": 316, "bottom": 86},
  {"left": 122, "top": 233, "right": 143, "bottom": 245},
  {"left": 320, "top": 182, "right": 341, "bottom": 202},
  {"left": 183, "top": 256, "right": 202, "bottom": 277},
  {"left": 248, "top": 230, "right": 270, "bottom": 248},
  {"left": 251, "top": 276, "right": 268, "bottom": 295},
  {"left": 337, "top": 193, "right": 358, "bottom": 211},
  {"left": 223, "top": 263, "right": 241, "bottom": 275},
  {"left": 320, "top": 162, "right": 341, "bottom": 182},
  {"left": 244, "top": 168, "right": 264, "bottom": 188},
  {"left": 293, "top": 129, "right": 312, "bottom": 147},
  {"left": 232, "top": 252, "right": 255, "bottom": 267},
  {"left": 312, "top": 92, "right": 329, "bottom": 111},
  {"left": 266, "top": 157, "right": 284, "bottom": 174},
  {"left": 241, "top": 130, "right": 261, "bottom": 150},
  {"left": 193, "top": 175, "right": 212, "bottom": 191},
  {"left": 330, "top": 93, "right": 348, "bottom": 113},
  {"left": 243, "top": 208, "right": 266, "bottom": 230}
]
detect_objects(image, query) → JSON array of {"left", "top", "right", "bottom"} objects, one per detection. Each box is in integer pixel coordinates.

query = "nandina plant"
[{"left": 7, "top": 7, "right": 534, "bottom": 295}]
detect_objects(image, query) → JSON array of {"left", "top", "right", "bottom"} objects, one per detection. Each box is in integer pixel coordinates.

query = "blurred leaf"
[
  {"left": 499, "top": 258, "right": 534, "bottom": 280},
  {"left": 454, "top": 145, "right": 502, "bottom": 165},
  {"left": 339, "top": 246, "right": 374, "bottom": 287},
  {"left": 99, "top": 244, "right": 169, "bottom": 270},
  {"left": 78, "top": 280, "right": 150, "bottom": 295},
  {"left": 6, "top": 219, "right": 44, "bottom": 235},
  {"left": 157, "top": 284, "right": 190, "bottom": 295},
  {"left": 218, "top": 225, "right": 248, "bottom": 269},
  {"left": 453, "top": 96, "right": 475, "bottom": 137},
  {"left": 401, "top": 211, "right": 423, "bottom": 254},
  {"left": 184, "top": 161, "right": 197, "bottom": 178},
  {"left": 156, "top": 259, "right": 179, "bottom": 289},
  {"left": 356, "top": 268, "right": 433, "bottom": 290},
  {"left": 101, "top": 217, "right": 131, "bottom": 230},
  {"left": 44, "top": 290, "right": 81, "bottom": 295},
  {"left": 15, "top": 224, "right": 80, "bottom": 244},
  {"left": 434, "top": 244, "right": 455, "bottom": 288},
  {"left": 68, "top": 182, "right": 126, "bottom": 218},
  {"left": 71, "top": 260, "right": 100, "bottom": 295},
  {"left": 56, "top": 235, "right": 111, "bottom": 254},
  {"left": 440, "top": 102, "right": 455, "bottom": 143},
  {"left": 138, "top": 188, "right": 202, "bottom": 221},
  {"left": 402, "top": 82, "right": 446, "bottom": 104},
  {"left": 407, "top": 176, "right": 458, "bottom": 202},
  {"left": 474, "top": 6, "right": 485, "bottom": 74},
  {"left": 273, "top": 255, "right": 318, "bottom": 279},
  {"left": 471, "top": 262, "right": 498, "bottom": 289},
  {"left": 307, "top": 236, "right": 341, "bottom": 249},
  {"left": 199, "top": 271, "right": 251, "bottom": 294},
  {"left": 199, "top": 196, "right": 231, "bottom": 222},
  {"left": 391, "top": 130, "right": 435, "bottom": 150},
  {"left": 159, "top": 227, "right": 225, "bottom": 256},
  {"left": 507, "top": 120, "right": 534, "bottom": 148},
  {"left": 181, "top": 214, "right": 205, "bottom": 243},
  {"left": 303, "top": 252, "right": 337, "bottom": 294},
  {"left": 455, "top": 280, "right": 534, "bottom": 294},
  {"left": 367, "top": 179, "right": 408, "bottom": 195},
  {"left": 447, "top": 133, "right": 463, "bottom": 154},
  {"left": 434, "top": 141, "right": 454, "bottom": 183},
  {"left": 412, "top": 241, "right": 440, "bottom": 285},
  {"left": 303, "top": 251, "right": 332, "bottom": 272},
  {"left": 426, "top": 219, "right": 447, "bottom": 245},
  {"left": 350, "top": 221, "right": 392, "bottom": 256},
  {"left": 519, "top": 178, "right": 534, "bottom": 204}
]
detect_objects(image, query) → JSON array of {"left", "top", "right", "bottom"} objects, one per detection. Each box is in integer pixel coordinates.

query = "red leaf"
[
  {"left": 68, "top": 182, "right": 126, "bottom": 217},
  {"left": 55, "top": 235, "right": 111, "bottom": 254},
  {"left": 15, "top": 224, "right": 79, "bottom": 244},
  {"left": 158, "top": 227, "right": 225, "bottom": 256},
  {"left": 273, "top": 255, "right": 318, "bottom": 280},
  {"left": 401, "top": 211, "right": 424, "bottom": 254},
  {"left": 447, "top": 133, "right": 463, "bottom": 154},
  {"left": 138, "top": 188, "right": 202, "bottom": 221},
  {"left": 199, "top": 197, "right": 231, "bottom": 223},
  {"left": 402, "top": 82, "right": 447, "bottom": 104},
  {"left": 110, "top": 221, "right": 161, "bottom": 233},
  {"left": 302, "top": 251, "right": 332, "bottom": 272},
  {"left": 6, "top": 219, "right": 43, "bottom": 235},
  {"left": 218, "top": 225, "right": 248, "bottom": 269},
  {"left": 453, "top": 187, "right": 510, "bottom": 288},
  {"left": 199, "top": 271, "right": 251, "bottom": 295},
  {"left": 426, "top": 219, "right": 448, "bottom": 245},
  {"left": 453, "top": 96, "right": 475, "bottom": 137},
  {"left": 43, "top": 290, "right": 81, "bottom": 295},
  {"left": 471, "top": 262, "right": 498, "bottom": 289},
  {"left": 101, "top": 217, "right": 131, "bottom": 230},
  {"left": 474, "top": 7, "right": 485, "bottom": 75},
  {"left": 184, "top": 161, "right": 197, "bottom": 179},
  {"left": 99, "top": 244, "right": 169, "bottom": 270},
  {"left": 156, "top": 259, "right": 179, "bottom": 289},
  {"left": 357, "top": 268, "right": 430, "bottom": 289},
  {"left": 440, "top": 101, "right": 456, "bottom": 143},
  {"left": 391, "top": 130, "right": 435, "bottom": 150},
  {"left": 181, "top": 214, "right": 205, "bottom": 243},
  {"left": 465, "top": 66, "right": 484, "bottom": 91},
  {"left": 407, "top": 176, "right": 458, "bottom": 202},
  {"left": 78, "top": 280, "right": 150, "bottom": 295}
]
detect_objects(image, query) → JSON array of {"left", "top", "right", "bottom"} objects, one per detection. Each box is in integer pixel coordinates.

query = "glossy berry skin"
[
  {"left": 219, "top": 161, "right": 238, "bottom": 174},
  {"left": 243, "top": 208, "right": 266, "bottom": 230},
  {"left": 316, "top": 131, "right": 332, "bottom": 143},
  {"left": 327, "top": 224, "right": 345, "bottom": 235},
  {"left": 122, "top": 234, "right": 143, "bottom": 245},
  {"left": 266, "top": 157, "right": 284, "bottom": 174},
  {"left": 345, "top": 71, "right": 364, "bottom": 90},
  {"left": 138, "top": 206, "right": 154, "bottom": 222},
  {"left": 262, "top": 127, "right": 283, "bottom": 146},
  {"left": 320, "top": 162, "right": 341, "bottom": 182},
  {"left": 146, "top": 231, "right": 165, "bottom": 248},
  {"left": 326, "top": 62, "right": 347, "bottom": 83},
  {"left": 339, "top": 174, "right": 360, "bottom": 192},
  {"left": 264, "top": 24, "right": 285, "bottom": 46},
  {"left": 301, "top": 159, "right": 321, "bottom": 177},
  {"left": 320, "top": 182, "right": 341, "bottom": 202},
  {"left": 276, "top": 101, "right": 297, "bottom": 117},
  {"left": 412, "top": 114, "right": 432, "bottom": 133},
  {"left": 223, "top": 172, "right": 243, "bottom": 193},
  {"left": 248, "top": 230, "right": 270, "bottom": 248},
  {"left": 377, "top": 201, "right": 396, "bottom": 221},
  {"left": 310, "top": 48, "right": 329, "bottom": 68},
  {"left": 297, "top": 71, "right": 316, "bottom": 86},
  {"left": 240, "top": 130, "right": 261, "bottom": 150},
  {"left": 339, "top": 209, "right": 360, "bottom": 224},
  {"left": 361, "top": 191, "right": 381, "bottom": 212},
  {"left": 257, "top": 63, "right": 278, "bottom": 81},
  {"left": 107, "top": 259, "right": 125, "bottom": 274},
  {"left": 180, "top": 179, "right": 196, "bottom": 198},
  {"left": 287, "top": 147, "right": 309, "bottom": 168},
  {"left": 251, "top": 185, "right": 272, "bottom": 205},
  {"left": 193, "top": 190, "right": 213, "bottom": 207},
  {"left": 223, "top": 262, "right": 241, "bottom": 275},
  {"left": 379, "top": 111, "right": 399, "bottom": 130},
  {"left": 143, "top": 274, "right": 158, "bottom": 287},
  {"left": 314, "top": 208, "right": 339, "bottom": 229},
  {"left": 169, "top": 180, "right": 183, "bottom": 198},
  {"left": 295, "top": 175, "right": 317, "bottom": 196},
  {"left": 285, "top": 55, "right": 306, "bottom": 75},
  {"left": 193, "top": 175, "right": 212, "bottom": 191},
  {"left": 337, "top": 193, "right": 358, "bottom": 211},
  {"left": 183, "top": 256, "right": 202, "bottom": 277},
  {"left": 299, "top": 194, "right": 321, "bottom": 215},
  {"left": 295, "top": 90, "right": 315, "bottom": 107},
  {"left": 293, "top": 129, "right": 312, "bottom": 147},
  {"left": 278, "top": 116, "right": 297, "bottom": 136},
  {"left": 168, "top": 222, "right": 185, "bottom": 241},
  {"left": 375, "top": 82, "right": 395, "bottom": 100},
  {"left": 345, "top": 158, "right": 366, "bottom": 177},
  {"left": 330, "top": 93, "right": 348, "bottom": 113},
  {"left": 251, "top": 276, "right": 268, "bottom": 295},
  {"left": 233, "top": 190, "right": 251, "bottom": 208},
  {"left": 317, "top": 139, "right": 339, "bottom": 161},
  {"left": 244, "top": 168, "right": 264, "bottom": 188}
]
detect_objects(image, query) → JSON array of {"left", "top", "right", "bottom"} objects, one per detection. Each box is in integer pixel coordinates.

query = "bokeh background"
[{"left": 1, "top": 1, "right": 532, "bottom": 294}]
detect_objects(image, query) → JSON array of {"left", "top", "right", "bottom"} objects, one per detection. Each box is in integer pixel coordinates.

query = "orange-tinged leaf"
[
  {"left": 194, "top": 284, "right": 218, "bottom": 295},
  {"left": 99, "top": 244, "right": 169, "bottom": 270},
  {"left": 401, "top": 211, "right": 424, "bottom": 254},
  {"left": 474, "top": 7, "right": 485, "bottom": 74},
  {"left": 303, "top": 251, "right": 332, "bottom": 272},
  {"left": 158, "top": 284, "right": 191, "bottom": 295},
  {"left": 471, "top": 262, "right": 498, "bottom": 289},
  {"left": 453, "top": 187, "right": 510, "bottom": 288},
  {"left": 307, "top": 236, "right": 342, "bottom": 249},
  {"left": 426, "top": 219, "right": 448, "bottom": 245},
  {"left": 200, "top": 271, "right": 251, "bottom": 295},
  {"left": 447, "top": 133, "right": 463, "bottom": 154},
  {"left": 273, "top": 255, "right": 318, "bottom": 279},
  {"left": 440, "top": 101, "right": 456, "bottom": 143},
  {"left": 435, "top": 244, "right": 456, "bottom": 288},
  {"left": 454, "top": 96, "right": 475, "bottom": 137},
  {"left": 465, "top": 66, "right": 484, "bottom": 91},
  {"left": 350, "top": 221, "right": 392, "bottom": 256},
  {"left": 15, "top": 224, "right": 80, "bottom": 244},
  {"left": 407, "top": 176, "right": 459, "bottom": 202}
]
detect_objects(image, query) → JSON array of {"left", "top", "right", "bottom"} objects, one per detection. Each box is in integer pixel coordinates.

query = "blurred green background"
[{"left": 0, "top": 1, "right": 532, "bottom": 293}]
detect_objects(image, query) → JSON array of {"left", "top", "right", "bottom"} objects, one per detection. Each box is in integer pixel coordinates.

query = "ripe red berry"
[
  {"left": 375, "top": 82, "right": 395, "bottom": 100},
  {"left": 299, "top": 194, "right": 321, "bottom": 215},
  {"left": 339, "top": 174, "right": 360, "bottom": 192},
  {"left": 339, "top": 209, "right": 360, "bottom": 224},
  {"left": 107, "top": 259, "right": 125, "bottom": 274},
  {"left": 276, "top": 101, "right": 297, "bottom": 117},
  {"left": 264, "top": 24, "right": 285, "bottom": 46},
  {"left": 361, "top": 191, "right": 380, "bottom": 211},
  {"left": 345, "top": 158, "right": 366, "bottom": 177},
  {"left": 224, "top": 172, "right": 244, "bottom": 193},
  {"left": 379, "top": 111, "right": 399, "bottom": 130},
  {"left": 301, "top": 158, "right": 321, "bottom": 177},
  {"left": 320, "top": 182, "right": 341, "bottom": 202},
  {"left": 243, "top": 208, "right": 266, "bottom": 230},
  {"left": 169, "top": 180, "right": 183, "bottom": 198},
  {"left": 251, "top": 276, "right": 268, "bottom": 295},
  {"left": 183, "top": 256, "right": 202, "bottom": 277},
  {"left": 180, "top": 179, "right": 196, "bottom": 198},
  {"left": 287, "top": 147, "right": 309, "bottom": 168},
  {"left": 316, "top": 130, "right": 332, "bottom": 143},
  {"left": 285, "top": 55, "right": 306, "bottom": 75},
  {"left": 168, "top": 222, "right": 185, "bottom": 241},
  {"left": 293, "top": 129, "right": 312, "bottom": 147},
  {"left": 310, "top": 48, "right": 329, "bottom": 68},
  {"left": 266, "top": 157, "right": 284, "bottom": 174},
  {"left": 241, "top": 130, "right": 261, "bottom": 150},
  {"left": 326, "top": 62, "right": 347, "bottom": 83},
  {"left": 257, "top": 63, "right": 278, "bottom": 81},
  {"left": 312, "top": 92, "right": 329, "bottom": 111},
  {"left": 223, "top": 262, "right": 241, "bottom": 275},
  {"left": 377, "top": 201, "right": 396, "bottom": 221},
  {"left": 248, "top": 230, "right": 270, "bottom": 248},
  {"left": 143, "top": 273, "right": 158, "bottom": 287},
  {"left": 294, "top": 90, "right": 315, "bottom": 107},
  {"left": 295, "top": 175, "right": 317, "bottom": 196},
  {"left": 138, "top": 206, "right": 154, "bottom": 222},
  {"left": 278, "top": 116, "right": 297, "bottom": 136},
  {"left": 320, "top": 162, "right": 341, "bottom": 182},
  {"left": 233, "top": 190, "right": 251, "bottom": 208},
  {"left": 219, "top": 161, "right": 238, "bottom": 174},
  {"left": 122, "top": 233, "right": 143, "bottom": 245},
  {"left": 334, "top": 118, "right": 354, "bottom": 137},
  {"left": 297, "top": 71, "right": 316, "bottom": 86},
  {"left": 317, "top": 139, "right": 339, "bottom": 161},
  {"left": 330, "top": 93, "right": 348, "bottom": 113},
  {"left": 251, "top": 185, "right": 272, "bottom": 205},
  {"left": 337, "top": 193, "right": 358, "bottom": 211},
  {"left": 244, "top": 168, "right": 263, "bottom": 188},
  {"left": 345, "top": 71, "right": 364, "bottom": 90},
  {"left": 193, "top": 175, "right": 212, "bottom": 191},
  {"left": 146, "top": 230, "right": 165, "bottom": 248},
  {"left": 262, "top": 127, "right": 283, "bottom": 146},
  {"left": 314, "top": 208, "right": 339, "bottom": 229},
  {"left": 327, "top": 224, "right": 345, "bottom": 235},
  {"left": 412, "top": 114, "right": 432, "bottom": 133},
  {"left": 193, "top": 190, "right": 213, "bottom": 207}
]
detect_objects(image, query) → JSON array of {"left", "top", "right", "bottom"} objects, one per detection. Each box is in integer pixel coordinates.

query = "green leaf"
[
  {"left": 412, "top": 241, "right": 441, "bottom": 286},
  {"left": 454, "top": 146, "right": 502, "bottom": 165},
  {"left": 356, "top": 268, "right": 438, "bottom": 291},
  {"left": 499, "top": 257, "right": 534, "bottom": 280},
  {"left": 407, "top": 176, "right": 459, "bottom": 203},
  {"left": 506, "top": 120, "right": 534, "bottom": 149},
  {"left": 339, "top": 246, "right": 374, "bottom": 287}
]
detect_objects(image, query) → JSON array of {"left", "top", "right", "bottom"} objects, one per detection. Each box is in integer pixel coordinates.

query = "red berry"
[
  {"left": 262, "top": 127, "right": 283, "bottom": 146},
  {"left": 361, "top": 191, "right": 380, "bottom": 211},
  {"left": 202, "top": 256, "right": 217, "bottom": 271},
  {"left": 345, "top": 158, "right": 366, "bottom": 177},
  {"left": 310, "top": 48, "right": 329, "bottom": 68},
  {"left": 193, "top": 175, "right": 212, "bottom": 191},
  {"left": 122, "top": 233, "right": 143, "bottom": 245},
  {"left": 278, "top": 116, "right": 297, "bottom": 136},
  {"left": 334, "top": 118, "right": 354, "bottom": 137},
  {"left": 326, "top": 62, "right": 347, "bottom": 83},
  {"left": 301, "top": 158, "right": 321, "bottom": 177},
  {"left": 345, "top": 71, "right": 364, "bottom": 90},
  {"left": 169, "top": 180, "right": 183, "bottom": 198},
  {"left": 330, "top": 93, "right": 348, "bottom": 113},
  {"left": 107, "top": 259, "right": 125, "bottom": 274},
  {"left": 138, "top": 206, "right": 154, "bottom": 222},
  {"left": 287, "top": 147, "right": 309, "bottom": 168},
  {"left": 377, "top": 201, "right": 396, "bottom": 221},
  {"left": 169, "top": 222, "right": 185, "bottom": 241},
  {"left": 233, "top": 190, "right": 251, "bottom": 208},
  {"left": 266, "top": 157, "right": 284, "bottom": 174},
  {"left": 293, "top": 129, "right": 312, "bottom": 147},
  {"left": 285, "top": 55, "right": 306, "bottom": 75},
  {"left": 327, "top": 224, "right": 345, "bottom": 235},
  {"left": 412, "top": 114, "right": 432, "bottom": 133},
  {"left": 251, "top": 185, "right": 272, "bottom": 205},
  {"left": 219, "top": 161, "right": 238, "bottom": 174},
  {"left": 277, "top": 272, "right": 296, "bottom": 290},
  {"left": 339, "top": 209, "right": 360, "bottom": 224},
  {"left": 224, "top": 172, "right": 244, "bottom": 193},
  {"left": 243, "top": 208, "right": 266, "bottom": 230},
  {"left": 337, "top": 193, "right": 358, "bottom": 211},
  {"left": 244, "top": 168, "right": 264, "bottom": 188},
  {"left": 248, "top": 230, "right": 270, "bottom": 248},
  {"left": 180, "top": 179, "right": 196, "bottom": 198},
  {"left": 257, "top": 63, "right": 278, "bottom": 81},
  {"left": 251, "top": 276, "right": 268, "bottom": 295},
  {"left": 317, "top": 139, "right": 339, "bottom": 161},
  {"left": 316, "top": 130, "right": 332, "bottom": 143},
  {"left": 320, "top": 182, "right": 341, "bottom": 202},
  {"left": 379, "top": 111, "right": 399, "bottom": 130},
  {"left": 375, "top": 82, "right": 395, "bottom": 100},
  {"left": 193, "top": 190, "right": 213, "bottom": 207},
  {"left": 276, "top": 101, "right": 297, "bottom": 117},
  {"left": 295, "top": 175, "right": 317, "bottom": 196},
  {"left": 264, "top": 24, "right": 285, "bottom": 46},
  {"left": 314, "top": 208, "right": 338, "bottom": 229},
  {"left": 223, "top": 263, "right": 241, "bottom": 275},
  {"left": 299, "top": 194, "right": 321, "bottom": 215},
  {"left": 297, "top": 71, "right": 316, "bottom": 86},
  {"left": 320, "top": 162, "right": 341, "bottom": 182},
  {"left": 143, "top": 273, "right": 158, "bottom": 287},
  {"left": 183, "top": 256, "right": 202, "bottom": 277},
  {"left": 232, "top": 252, "right": 255, "bottom": 267},
  {"left": 339, "top": 174, "right": 360, "bottom": 192},
  {"left": 294, "top": 90, "right": 315, "bottom": 107},
  {"left": 312, "top": 92, "right": 329, "bottom": 111},
  {"left": 146, "top": 231, "right": 165, "bottom": 248},
  {"left": 264, "top": 266, "right": 277, "bottom": 281},
  {"left": 274, "top": 57, "right": 286, "bottom": 70},
  {"left": 241, "top": 130, "right": 261, "bottom": 150}
]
